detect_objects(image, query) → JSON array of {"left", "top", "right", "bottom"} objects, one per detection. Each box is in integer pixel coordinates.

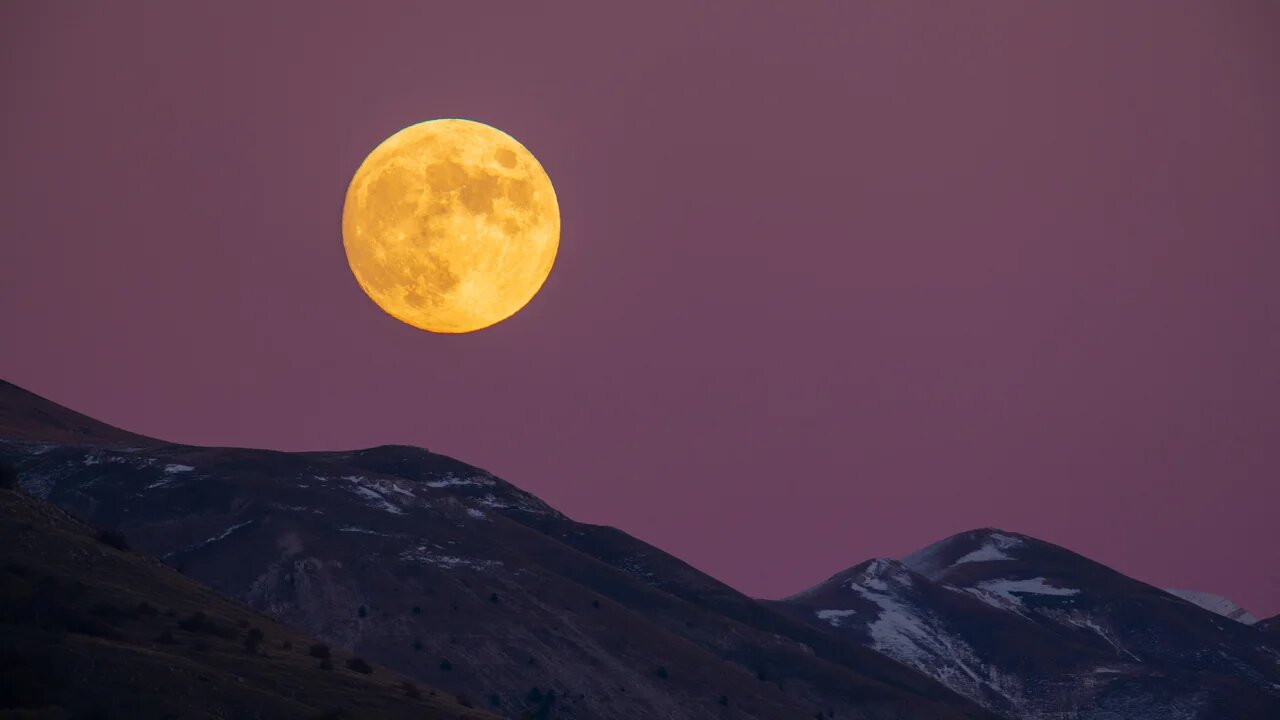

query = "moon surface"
[{"left": 342, "top": 119, "right": 560, "bottom": 334}]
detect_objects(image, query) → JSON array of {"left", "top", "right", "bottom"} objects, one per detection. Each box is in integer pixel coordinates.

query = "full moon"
[{"left": 342, "top": 119, "right": 560, "bottom": 334}]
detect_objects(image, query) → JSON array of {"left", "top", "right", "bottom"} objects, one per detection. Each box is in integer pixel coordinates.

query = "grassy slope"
[{"left": 0, "top": 486, "right": 497, "bottom": 720}]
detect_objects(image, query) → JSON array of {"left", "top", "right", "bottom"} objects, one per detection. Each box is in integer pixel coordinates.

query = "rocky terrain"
[
  {"left": 778, "top": 529, "right": 1280, "bottom": 719},
  {"left": 0, "top": 479, "right": 492, "bottom": 720}
]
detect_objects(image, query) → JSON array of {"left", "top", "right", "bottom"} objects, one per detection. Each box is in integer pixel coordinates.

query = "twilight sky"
[{"left": 2, "top": 2, "right": 1278, "bottom": 615}]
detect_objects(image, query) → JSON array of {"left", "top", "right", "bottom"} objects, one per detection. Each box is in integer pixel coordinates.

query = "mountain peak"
[
  {"left": 835, "top": 557, "right": 917, "bottom": 593},
  {"left": 901, "top": 528, "right": 1028, "bottom": 579}
]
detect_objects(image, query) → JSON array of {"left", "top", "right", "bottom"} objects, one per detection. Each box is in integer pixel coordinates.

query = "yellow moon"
[{"left": 341, "top": 119, "right": 560, "bottom": 333}]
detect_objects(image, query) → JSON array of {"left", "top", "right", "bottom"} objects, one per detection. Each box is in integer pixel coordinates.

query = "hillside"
[
  {"left": 0, "top": 379, "right": 993, "bottom": 720},
  {"left": 0, "top": 482, "right": 494, "bottom": 720}
]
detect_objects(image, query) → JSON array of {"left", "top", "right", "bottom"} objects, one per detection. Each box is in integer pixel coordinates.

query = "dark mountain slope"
[
  {"left": 1258, "top": 615, "right": 1280, "bottom": 636},
  {"left": 335, "top": 446, "right": 976, "bottom": 707},
  {"left": 0, "top": 483, "right": 492, "bottom": 720},
  {"left": 0, "top": 379, "right": 994, "bottom": 720},
  {"left": 0, "top": 378, "right": 155, "bottom": 446}
]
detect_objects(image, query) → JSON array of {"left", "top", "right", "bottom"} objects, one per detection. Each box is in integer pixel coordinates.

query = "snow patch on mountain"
[
  {"left": 339, "top": 526, "right": 392, "bottom": 536},
  {"left": 851, "top": 559, "right": 916, "bottom": 592},
  {"left": 203, "top": 520, "right": 253, "bottom": 545},
  {"left": 165, "top": 520, "right": 254, "bottom": 559},
  {"left": 953, "top": 532, "right": 1023, "bottom": 565},
  {"left": 1062, "top": 613, "right": 1142, "bottom": 661},
  {"left": 903, "top": 529, "right": 1029, "bottom": 579},
  {"left": 398, "top": 545, "right": 501, "bottom": 571},
  {"left": 341, "top": 476, "right": 405, "bottom": 515},
  {"left": 146, "top": 463, "right": 195, "bottom": 489},
  {"left": 476, "top": 492, "right": 552, "bottom": 515},
  {"left": 816, "top": 609, "right": 857, "bottom": 626},
  {"left": 844, "top": 563, "right": 1031, "bottom": 711},
  {"left": 964, "top": 577, "right": 1079, "bottom": 613},
  {"left": 424, "top": 473, "right": 495, "bottom": 489},
  {"left": 1165, "top": 588, "right": 1258, "bottom": 625}
]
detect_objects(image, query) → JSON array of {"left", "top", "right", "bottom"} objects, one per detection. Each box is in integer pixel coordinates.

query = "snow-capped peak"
[
  {"left": 951, "top": 532, "right": 1023, "bottom": 565},
  {"left": 901, "top": 528, "right": 1026, "bottom": 579}
]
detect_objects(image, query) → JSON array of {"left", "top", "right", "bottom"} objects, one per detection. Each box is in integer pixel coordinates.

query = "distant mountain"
[
  {"left": 777, "top": 528, "right": 1280, "bottom": 719},
  {"left": 0, "top": 379, "right": 993, "bottom": 720},
  {"left": 0, "top": 482, "right": 491, "bottom": 720}
]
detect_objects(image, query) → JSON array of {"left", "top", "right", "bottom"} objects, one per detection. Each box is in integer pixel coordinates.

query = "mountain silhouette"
[{"left": 3, "top": 378, "right": 1276, "bottom": 719}]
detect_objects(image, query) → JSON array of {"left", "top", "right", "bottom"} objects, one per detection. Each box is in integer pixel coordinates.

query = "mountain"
[
  {"left": 0, "top": 379, "right": 994, "bottom": 720},
  {"left": 777, "top": 528, "right": 1280, "bottom": 719},
  {"left": 0, "top": 482, "right": 492, "bottom": 720}
]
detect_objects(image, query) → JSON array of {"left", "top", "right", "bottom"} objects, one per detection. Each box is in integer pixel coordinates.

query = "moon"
[{"left": 341, "top": 119, "right": 560, "bottom": 334}]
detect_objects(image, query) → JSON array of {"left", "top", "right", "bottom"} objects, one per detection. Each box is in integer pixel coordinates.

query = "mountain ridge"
[
  {"left": 4, "top": 377, "right": 1276, "bottom": 720},
  {"left": 0, "top": 378, "right": 992, "bottom": 720}
]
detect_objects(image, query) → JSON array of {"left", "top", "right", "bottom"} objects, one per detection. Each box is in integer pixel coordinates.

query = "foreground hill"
[
  {"left": 0, "top": 483, "right": 492, "bottom": 720},
  {"left": 0, "top": 379, "right": 993, "bottom": 720},
  {"left": 777, "top": 529, "right": 1280, "bottom": 719}
]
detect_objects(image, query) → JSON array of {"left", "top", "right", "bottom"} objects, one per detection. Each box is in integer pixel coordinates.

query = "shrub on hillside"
[
  {"left": 177, "top": 611, "right": 232, "bottom": 638},
  {"left": 177, "top": 611, "right": 208, "bottom": 632},
  {"left": 308, "top": 643, "right": 331, "bottom": 659},
  {"left": 0, "top": 460, "right": 18, "bottom": 490},
  {"left": 244, "top": 627, "right": 265, "bottom": 652},
  {"left": 88, "top": 601, "right": 137, "bottom": 624},
  {"left": 344, "top": 657, "right": 372, "bottom": 674},
  {"left": 95, "top": 529, "right": 130, "bottom": 551}
]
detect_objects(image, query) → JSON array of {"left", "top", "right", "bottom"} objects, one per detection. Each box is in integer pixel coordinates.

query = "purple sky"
[{"left": 3, "top": 2, "right": 1278, "bottom": 615}]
